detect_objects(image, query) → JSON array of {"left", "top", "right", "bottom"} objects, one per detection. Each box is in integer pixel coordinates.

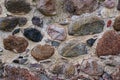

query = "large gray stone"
[
  {"left": 68, "top": 16, "right": 105, "bottom": 36},
  {"left": 58, "top": 38, "right": 88, "bottom": 57}
]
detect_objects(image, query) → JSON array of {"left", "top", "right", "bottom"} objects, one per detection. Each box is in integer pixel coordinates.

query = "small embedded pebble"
[
  {"left": 107, "top": 20, "right": 112, "bottom": 27},
  {"left": 18, "top": 17, "right": 27, "bottom": 27},
  {"left": 13, "top": 59, "right": 19, "bottom": 63},
  {"left": 12, "top": 28, "right": 20, "bottom": 35},
  {"left": 32, "top": 16, "right": 43, "bottom": 27},
  {"left": 18, "top": 56, "right": 23, "bottom": 58},
  {"left": 13, "top": 58, "right": 27, "bottom": 64},
  {"left": 86, "top": 38, "right": 96, "bottom": 47},
  {"left": 0, "top": 48, "right": 3, "bottom": 52},
  {"left": 51, "top": 41, "right": 60, "bottom": 47}
]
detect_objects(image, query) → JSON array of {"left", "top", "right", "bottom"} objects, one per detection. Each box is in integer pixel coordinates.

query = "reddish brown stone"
[
  {"left": 113, "top": 16, "right": 120, "bottom": 31},
  {"left": 31, "top": 44, "right": 54, "bottom": 61},
  {"left": 3, "top": 35, "right": 28, "bottom": 53},
  {"left": 96, "top": 30, "right": 120, "bottom": 56},
  {"left": 4, "top": 65, "right": 40, "bottom": 80},
  {"left": 37, "top": 0, "right": 56, "bottom": 16},
  {"left": 112, "top": 66, "right": 120, "bottom": 80}
]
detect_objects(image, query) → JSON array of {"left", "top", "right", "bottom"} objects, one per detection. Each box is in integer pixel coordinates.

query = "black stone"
[
  {"left": 18, "top": 56, "right": 23, "bottom": 59},
  {"left": 18, "top": 17, "right": 27, "bottom": 27},
  {"left": 13, "top": 59, "right": 19, "bottom": 63},
  {"left": 32, "top": 16, "right": 43, "bottom": 27},
  {"left": 23, "top": 28, "right": 43, "bottom": 42},
  {"left": 86, "top": 38, "right": 96, "bottom": 47},
  {"left": 12, "top": 28, "right": 20, "bottom": 35}
]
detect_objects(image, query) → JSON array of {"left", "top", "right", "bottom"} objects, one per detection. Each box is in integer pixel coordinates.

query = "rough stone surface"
[
  {"left": 31, "top": 44, "right": 54, "bottom": 61},
  {"left": 0, "top": 5, "right": 2, "bottom": 14},
  {"left": 103, "top": 0, "right": 116, "bottom": 9},
  {"left": 47, "top": 24, "right": 67, "bottom": 41},
  {"left": 23, "top": 28, "right": 43, "bottom": 42},
  {"left": 117, "top": 0, "right": 120, "bottom": 11},
  {"left": 3, "top": 35, "right": 28, "bottom": 53},
  {"left": 113, "top": 15, "right": 120, "bottom": 31},
  {"left": 96, "top": 30, "right": 120, "bottom": 56},
  {"left": 12, "top": 28, "right": 20, "bottom": 35},
  {"left": 58, "top": 38, "right": 88, "bottom": 57},
  {"left": 68, "top": 16, "right": 105, "bottom": 36},
  {"left": 64, "top": 63, "right": 75, "bottom": 79},
  {"left": 4, "top": 65, "right": 40, "bottom": 80},
  {"left": 32, "top": 16, "right": 43, "bottom": 27},
  {"left": 5, "top": 0, "right": 31, "bottom": 15},
  {"left": 86, "top": 38, "right": 96, "bottom": 47},
  {"left": 65, "top": 0, "right": 98, "bottom": 15},
  {"left": 112, "top": 66, "right": 120, "bottom": 80},
  {"left": 0, "top": 17, "right": 18, "bottom": 32},
  {"left": 18, "top": 17, "right": 27, "bottom": 27},
  {"left": 80, "top": 58, "right": 104, "bottom": 76},
  {"left": 37, "top": 0, "right": 56, "bottom": 16}
]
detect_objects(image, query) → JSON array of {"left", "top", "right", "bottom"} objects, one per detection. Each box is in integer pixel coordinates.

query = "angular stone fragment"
[
  {"left": 5, "top": 0, "right": 31, "bottom": 15},
  {"left": 23, "top": 28, "right": 43, "bottom": 42},
  {"left": 3, "top": 35, "right": 28, "bottom": 53},
  {"left": 69, "top": 16, "right": 105, "bottom": 36},
  {"left": 31, "top": 44, "right": 54, "bottom": 61},
  {"left": 96, "top": 30, "right": 120, "bottom": 56},
  {"left": 58, "top": 38, "right": 88, "bottom": 57},
  {"left": 80, "top": 58, "right": 104, "bottom": 76},
  {"left": 113, "top": 16, "right": 120, "bottom": 31},
  {"left": 47, "top": 24, "right": 67, "bottom": 41},
  {"left": 37, "top": 0, "right": 56, "bottom": 16},
  {"left": 65, "top": 0, "right": 98, "bottom": 15},
  {"left": 103, "top": 0, "right": 116, "bottom": 9},
  {"left": 0, "top": 17, "right": 18, "bottom": 32}
]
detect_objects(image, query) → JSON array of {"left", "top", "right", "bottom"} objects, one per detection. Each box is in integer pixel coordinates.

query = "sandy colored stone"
[
  {"left": 64, "top": 64, "right": 75, "bottom": 79},
  {"left": 96, "top": 30, "right": 120, "bottom": 56},
  {"left": 3, "top": 35, "right": 28, "bottom": 53},
  {"left": 31, "top": 44, "right": 54, "bottom": 61}
]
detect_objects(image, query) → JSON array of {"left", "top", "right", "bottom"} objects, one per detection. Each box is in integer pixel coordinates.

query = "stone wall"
[{"left": 0, "top": 0, "right": 119, "bottom": 80}]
